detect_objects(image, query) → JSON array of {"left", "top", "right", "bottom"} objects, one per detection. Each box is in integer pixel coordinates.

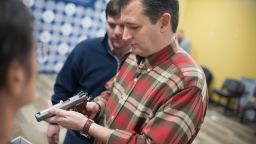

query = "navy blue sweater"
[{"left": 52, "top": 35, "right": 128, "bottom": 104}]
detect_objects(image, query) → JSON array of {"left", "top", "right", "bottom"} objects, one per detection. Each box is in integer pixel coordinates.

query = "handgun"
[{"left": 35, "top": 91, "right": 91, "bottom": 122}]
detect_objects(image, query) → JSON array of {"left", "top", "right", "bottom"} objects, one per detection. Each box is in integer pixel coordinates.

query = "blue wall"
[{"left": 23, "top": 0, "right": 109, "bottom": 73}]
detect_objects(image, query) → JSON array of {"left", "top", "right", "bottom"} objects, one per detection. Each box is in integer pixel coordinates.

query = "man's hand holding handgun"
[
  {"left": 47, "top": 102, "right": 100, "bottom": 130},
  {"left": 35, "top": 91, "right": 102, "bottom": 143},
  {"left": 35, "top": 91, "right": 90, "bottom": 122}
]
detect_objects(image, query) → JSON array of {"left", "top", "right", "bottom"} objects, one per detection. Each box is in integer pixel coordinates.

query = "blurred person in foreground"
[
  {"left": 47, "top": 0, "right": 130, "bottom": 143},
  {"left": 49, "top": 0, "right": 208, "bottom": 143},
  {"left": 0, "top": 0, "right": 37, "bottom": 143}
]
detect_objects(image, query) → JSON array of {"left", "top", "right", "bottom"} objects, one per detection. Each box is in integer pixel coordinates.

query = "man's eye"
[
  {"left": 109, "top": 24, "right": 115, "bottom": 28},
  {"left": 130, "top": 26, "right": 139, "bottom": 30}
]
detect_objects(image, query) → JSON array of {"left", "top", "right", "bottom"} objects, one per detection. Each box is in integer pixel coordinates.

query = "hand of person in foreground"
[
  {"left": 47, "top": 124, "right": 60, "bottom": 144},
  {"left": 45, "top": 100, "right": 60, "bottom": 144}
]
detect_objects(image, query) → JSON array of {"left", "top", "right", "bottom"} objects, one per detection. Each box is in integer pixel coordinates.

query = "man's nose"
[
  {"left": 114, "top": 26, "right": 122, "bottom": 36},
  {"left": 122, "top": 28, "right": 132, "bottom": 42}
]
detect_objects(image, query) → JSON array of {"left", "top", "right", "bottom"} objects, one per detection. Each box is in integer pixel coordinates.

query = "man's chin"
[
  {"left": 132, "top": 49, "right": 141, "bottom": 56},
  {"left": 113, "top": 43, "right": 124, "bottom": 49}
]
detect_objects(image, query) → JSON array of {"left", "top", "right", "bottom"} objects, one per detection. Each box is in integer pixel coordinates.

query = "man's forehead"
[
  {"left": 121, "top": 0, "right": 142, "bottom": 14},
  {"left": 107, "top": 16, "right": 122, "bottom": 23},
  {"left": 120, "top": 0, "right": 143, "bottom": 23}
]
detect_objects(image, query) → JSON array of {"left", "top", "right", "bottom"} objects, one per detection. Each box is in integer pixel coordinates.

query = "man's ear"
[
  {"left": 6, "top": 61, "right": 25, "bottom": 98},
  {"left": 159, "top": 13, "right": 171, "bottom": 33}
]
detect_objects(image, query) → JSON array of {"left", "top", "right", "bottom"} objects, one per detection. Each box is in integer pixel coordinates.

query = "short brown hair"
[
  {"left": 106, "top": 0, "right": 122, "bottom": 18},
  {"left": 118, "top": 0, "right": 179, "bottom": 33}
]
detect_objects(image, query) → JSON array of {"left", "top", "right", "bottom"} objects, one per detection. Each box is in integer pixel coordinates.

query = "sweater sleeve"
[{"left": 51, "top": 45, "right": 83, "bottom": 104}]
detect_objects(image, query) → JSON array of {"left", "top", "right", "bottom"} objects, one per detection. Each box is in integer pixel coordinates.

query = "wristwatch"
[{"left": 80, "top": 119, "right": 94, "bottom": 138}]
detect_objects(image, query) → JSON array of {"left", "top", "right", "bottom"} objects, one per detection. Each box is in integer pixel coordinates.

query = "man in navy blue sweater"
[{"left": 47, "top": 0, "right": 130, "bottom": 144}]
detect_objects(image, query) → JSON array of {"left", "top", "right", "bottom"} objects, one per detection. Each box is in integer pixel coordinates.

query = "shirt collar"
[
  {"left": 107, "top": 37, "right": 115, "bottom": 52},
  {"left": 139, "top": 39, "right": 179, "bottom": 69}
]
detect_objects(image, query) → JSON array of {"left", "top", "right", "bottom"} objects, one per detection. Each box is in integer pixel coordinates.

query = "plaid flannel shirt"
[{"left": 95, "top": 41, "right": 208, "bottom": 144}]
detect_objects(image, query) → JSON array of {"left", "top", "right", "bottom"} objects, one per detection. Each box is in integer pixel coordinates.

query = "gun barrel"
[{"left": 35, "top": 91, "right": 89, "bottom": 122}]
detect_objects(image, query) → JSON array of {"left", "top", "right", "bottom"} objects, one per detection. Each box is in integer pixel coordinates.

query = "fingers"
[
  {"left": 89, "top": 113, "right": 97, "bottom": 119},
  {"left": 86, "top": 102, "right": 99, "bottom": 119},
  {"left": 48, "top": 136, "right": 58, "bottom": 144},
  {"left": 86, "top": 102, "right": 97, "bottom": 111},
  {"left": 47, "top": 124, "right": 60, "bottom": 144},
  {"left": 48, "top": 108, "right": 68, "bottom": 124},
  {"left": 44, "top": 116, "right": 57, "bottom": 124},
  {"left": 50, "top": 108, "right": 68, "bottom": 117}
]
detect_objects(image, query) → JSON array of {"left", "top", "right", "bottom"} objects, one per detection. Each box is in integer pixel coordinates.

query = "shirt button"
[
  {"left": 134, "top": 78, "right": 138, "bottom": 82},
  {"left": 111, "top": 116, "right": 114, "bottom": 120},
  {"left": 147, "top": 69, "right": 151, "bottom": 72}
]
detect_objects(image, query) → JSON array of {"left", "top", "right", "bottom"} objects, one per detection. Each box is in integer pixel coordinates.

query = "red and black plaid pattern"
[{"left": 95, "top": 41, "right": 208, "bottom": 144}]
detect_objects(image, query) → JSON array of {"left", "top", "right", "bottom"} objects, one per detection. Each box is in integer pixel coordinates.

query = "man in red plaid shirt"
[{"left": 50, "top": 0, "right": 208, "bottom": 143}]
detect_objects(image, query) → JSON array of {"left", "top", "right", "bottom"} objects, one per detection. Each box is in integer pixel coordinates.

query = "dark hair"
[
  {"left": 119, "top": 0, "right": 179, "bottom": 33},
  {"left": 0, "top": 0, "right": 34, "bottom": 87},
  {"left": 106, "top": 0, "right": 122, "bottom": 18}
]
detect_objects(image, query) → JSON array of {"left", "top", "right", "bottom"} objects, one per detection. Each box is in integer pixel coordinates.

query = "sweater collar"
[{"left": 103, "top": 33, "right": 131, "bottom": 62}]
